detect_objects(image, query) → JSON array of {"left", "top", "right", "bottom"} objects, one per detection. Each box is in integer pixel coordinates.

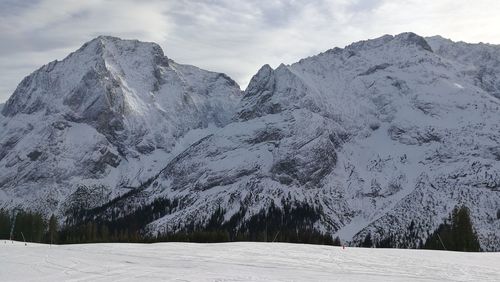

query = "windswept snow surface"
[{"left": 1, "top": 241, "right": 499, "bottom": 282}]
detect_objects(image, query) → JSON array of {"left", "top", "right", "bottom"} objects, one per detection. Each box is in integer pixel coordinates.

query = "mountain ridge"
[{"left": 1, "top": 33, "right": 499, "bottom": 250}]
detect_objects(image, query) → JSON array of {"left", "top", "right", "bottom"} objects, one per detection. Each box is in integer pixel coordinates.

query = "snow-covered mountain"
[
  {"left": 1, "top": 33, "right": 499, "bottom": 250},
  {"left": 0, "top": 36, "right": 241, "bottom": 212}
]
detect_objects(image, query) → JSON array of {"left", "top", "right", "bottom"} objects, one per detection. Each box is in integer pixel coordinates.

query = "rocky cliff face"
[{"left": 1, "top": 33, "right": 499, "bottom": 250}]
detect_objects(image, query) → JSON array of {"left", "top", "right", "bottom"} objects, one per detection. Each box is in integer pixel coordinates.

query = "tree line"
[
  {"left": 0, "top": 208, "right": 58, "bottom": 244},
  {"left": 0, "top": 204, "right": 482, "bottom": 251},
  {"left": 359, "top": 205, "right": 481, "bottom": 252},
  {"left": 59, "top": 199, "right": 341, "bottom": 245}
]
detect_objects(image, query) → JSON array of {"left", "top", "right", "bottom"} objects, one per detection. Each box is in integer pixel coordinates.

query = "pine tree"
[
  {"left": 424, "top": 206, "right": 480, "bottom": 252},
  {"left": 0, "top": 209, "right": 11, "bottom": 239},
  {"left": 450, "top": 206, "right": 480, "bottom": 251},
  {"left": 48, "top": 214, "right": 58, "bottom": 244},
  {"left": 100, "top": 225, "right": 110, "bottom": 242},
  {"left": 13, "top": 211, "right": 46, "bottom": 243},
  {"left": 333, "top": 236, "right": 341, "bottom": 246},
  {"left": 361, "top": 233, "right": 373, "bottom": 247}
]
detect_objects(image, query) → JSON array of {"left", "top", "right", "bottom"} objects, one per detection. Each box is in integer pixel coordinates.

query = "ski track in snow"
[{"left": 1, "top": 241, "right": 499, "bottom": 281}]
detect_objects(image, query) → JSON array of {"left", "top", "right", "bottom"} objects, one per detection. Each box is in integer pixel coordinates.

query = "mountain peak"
[
  {"left": 392, "top": 32, "right": 433, "bottom": 52},
  {"left": 1, "top": 36, "right": 170, "bottom": 117},
  {"left": 73, "top": 35, "right": 168, "bottom": 64},
  {"left": 346, "top": 32, "right": 432, "bottom": 52},
  {"left": 246, "top": 64, "right": 273, "bottom": 93}
]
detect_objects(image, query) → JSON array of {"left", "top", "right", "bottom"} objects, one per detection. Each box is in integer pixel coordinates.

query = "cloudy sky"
[{"left": 1, "top": 0, "right": 499, "bottom": 102}]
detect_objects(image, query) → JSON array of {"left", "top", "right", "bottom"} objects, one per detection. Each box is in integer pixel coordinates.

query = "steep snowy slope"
[
  {"left": 135, "top": 33, "right": 500, "bottom": 250},
  {"left": 427, "top": 36, "right": 500, "bottom": 98},
  {"left": 0, "top": 36, "right": 241, "bottom": 213}
]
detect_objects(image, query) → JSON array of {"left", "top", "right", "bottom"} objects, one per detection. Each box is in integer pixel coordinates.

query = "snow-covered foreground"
[{"left": 1, "top": 241, "right": 499, "bottom": 281}]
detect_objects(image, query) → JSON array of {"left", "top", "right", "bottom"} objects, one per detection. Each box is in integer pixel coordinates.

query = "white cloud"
[{"left": 1, "top": 0, "right": 499, "bottom": 102}]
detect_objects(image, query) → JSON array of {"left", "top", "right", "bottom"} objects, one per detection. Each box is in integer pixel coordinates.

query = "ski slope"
[{"left": 1, "top": 241, "right": 499, "bottom": 281}]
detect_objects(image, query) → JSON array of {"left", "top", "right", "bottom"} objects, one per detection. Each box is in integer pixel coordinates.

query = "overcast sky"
[{"left": 1, "top": 0, "right": 499, "bottom": 102}]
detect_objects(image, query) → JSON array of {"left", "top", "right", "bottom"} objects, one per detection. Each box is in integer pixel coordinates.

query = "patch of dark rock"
[
  {"left": 416, "top": 130, "right": 441, "bottom": 144},
  {"left": 271, "top": 144, "right": 337, "bottom": 187},
  {"left": 248, "top": 128, "right": 283, "bottom": 144},
  {"left": 90, "top": 150, "right": 121, "bottom": 174},
  {"left": 0, "top": 135, "right": 22, "bottom": 161},
  {"left": 487, "top": 146, "right": 500, "bottom": 161},
  {"left": 359, "top": 63, "right": 392, "bottom": 76},
  {"left": 52, "top": 121, "right": 70, "bottom": 130},
  {"left": 136, "top": 143, "right": 156, "bottom": 154},
  {"left": 27, "top": 150, "right": 42, "bottom": 161},
  {"left": 388, "top": 125, "right": 406, "bottom": 140},
  {"left": 193, "top": 168, "right": 258, "bottom": 191},
  {"left": 399, "top": 32, "right": 433, "bottom": 52},
  {"left": 369, "top": 122, "right": 380, "bottom": 131}
]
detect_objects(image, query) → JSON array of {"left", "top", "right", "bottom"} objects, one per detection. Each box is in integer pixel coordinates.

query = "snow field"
[{"left": 1, "top": 241, "right": 499, "bottom": 281}]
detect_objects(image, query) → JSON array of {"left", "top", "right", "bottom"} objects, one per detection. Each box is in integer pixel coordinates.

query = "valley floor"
[{"left": 0, "top": 241, "right": 499, "bottom": 281}]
